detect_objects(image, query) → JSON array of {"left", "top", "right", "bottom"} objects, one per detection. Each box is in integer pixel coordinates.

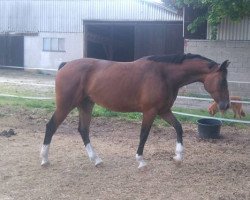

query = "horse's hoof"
[
  {"left": 173, "top": 153, "right": 183, "bottom": 161},
  {"left": 173, "top": 156, "right": 182, "bottom": 166},
  {"left": 136, "top": 154, "right": 147, "bottom": 170},
  {"left": 138, "top": 161, "right": 147, "bottom": 169},
  {"left": 41, "top": 160, "right": 50, "bottom": 167},
  {"left": 173, "top": 160, "right": 182, "bottom": 166},
  {"left": 95, "top": 157, "right": 103, "bottom": 167}
]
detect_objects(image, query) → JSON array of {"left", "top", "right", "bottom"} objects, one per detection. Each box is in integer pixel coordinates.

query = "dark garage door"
[
  {"left": 134, "top": 23, "right": 184, "bottom": 59},
  {"left": 84, "top": 22, "right": 183, "bottom": 62},
  {"left": 0, "top": 35, "right": 24, "bottom": 67}
]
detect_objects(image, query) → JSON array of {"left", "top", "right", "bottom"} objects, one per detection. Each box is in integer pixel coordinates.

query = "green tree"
[{"left": 173, "top": 0, "right": 250, "bottom": 39}]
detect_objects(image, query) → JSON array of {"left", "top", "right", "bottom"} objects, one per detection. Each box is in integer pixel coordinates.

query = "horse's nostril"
[{"left": 219, "top": 102, "right": 229, "bottom": 111}]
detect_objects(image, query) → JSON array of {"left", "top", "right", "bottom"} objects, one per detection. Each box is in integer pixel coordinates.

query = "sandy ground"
[
  {"left": 0, "top": 69, "right": 250, "bottom": 200},
  {"left": 0, "top": 106, "right": 250, "bottom": 200}
]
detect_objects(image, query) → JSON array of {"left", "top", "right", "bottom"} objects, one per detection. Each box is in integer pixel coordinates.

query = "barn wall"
[
  {"left": 0, "top": 0, "right": 182, "bottom": 69},
  {"left": 0, "top": 0, "right": 182, "bottom": 34},
  {"left": 207, "top": 17, "right": 250, "bottom": 40},
  {"left": 24, "top": 32, "right": 83, "bottom": 70},
  {"left": 183, "top": 39, "right": 250, "bottom": 99}
]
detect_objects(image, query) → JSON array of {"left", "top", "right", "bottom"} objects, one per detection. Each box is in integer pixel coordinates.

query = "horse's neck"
[{"left": 169, "top": 64, "right": 206, "bottom": 88}]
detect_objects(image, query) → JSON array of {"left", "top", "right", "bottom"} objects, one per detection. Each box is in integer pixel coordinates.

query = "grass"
[
  {"left": 0, "top": 84, "right": 54, "bottom": 97},
  {"left": 0, "top": 96, "right": 55, "bottom": 112},
  {"left": 0, "top": 96, "right": 249, "bottom": 128}
]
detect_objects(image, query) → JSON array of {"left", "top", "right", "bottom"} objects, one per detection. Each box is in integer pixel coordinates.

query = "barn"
[{"left": 0, "top": 0, "right": 183, "bottom": 70}]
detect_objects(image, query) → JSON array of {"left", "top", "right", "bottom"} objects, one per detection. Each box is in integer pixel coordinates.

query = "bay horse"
[{"left": 40, "top": 53, "right": 230, "bottom": 169}]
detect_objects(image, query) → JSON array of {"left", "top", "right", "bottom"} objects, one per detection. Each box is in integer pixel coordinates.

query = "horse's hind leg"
[
  {"left": 41, "top": 108, "right": 71, "bottom": 166},
  {"left": 78, "top": 99, "right": 102, "bottom": 166}
]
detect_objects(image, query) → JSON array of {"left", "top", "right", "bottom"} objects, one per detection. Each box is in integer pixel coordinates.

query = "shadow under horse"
[{"left": 41, "top": 53, "right": 230, "bottom": 169}]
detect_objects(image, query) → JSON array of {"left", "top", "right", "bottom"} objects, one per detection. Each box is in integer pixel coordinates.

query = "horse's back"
[{"left": 56, "top": 58, "right": 115, "bottom": 83}]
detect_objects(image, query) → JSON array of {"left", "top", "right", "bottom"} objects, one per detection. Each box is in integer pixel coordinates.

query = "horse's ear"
[{"left": 219, "top": 60, "right": 230, "bottom": 71}]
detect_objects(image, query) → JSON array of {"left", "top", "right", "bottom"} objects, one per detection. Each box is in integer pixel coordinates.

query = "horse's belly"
[
  {"left": 86, "top": 69, "right": 165, "bottom": 112},
  {"left": 90, "top": 93, "right": 140, "bottom": 112}
]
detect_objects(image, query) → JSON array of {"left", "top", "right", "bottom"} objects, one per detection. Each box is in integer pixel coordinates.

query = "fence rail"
[
  {"left": 177, "top": 96, "right": 250, "bottom": 104},
  {"left": 0, "top": 92, "right": 249, "bottom": 124},
  {"left": 173, "top": 111, "right": 250, "bottom": 124},
  {"left": 0, "top": 93, "right": 53, "bottom": 100}
]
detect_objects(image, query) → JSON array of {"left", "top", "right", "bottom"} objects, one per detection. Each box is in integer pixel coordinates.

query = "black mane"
[{"left": 146, "top": 53, "right": 217, "bottom": 66}]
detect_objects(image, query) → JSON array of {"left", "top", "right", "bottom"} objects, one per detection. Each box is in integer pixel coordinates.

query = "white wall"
[{"left": 24, "top": 32, "right": 83, "bottom": 70}]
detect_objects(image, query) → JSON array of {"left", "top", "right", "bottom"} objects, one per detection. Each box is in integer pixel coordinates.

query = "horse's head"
[{"left": 204, "top": 60, "right": 230, "bottom": 111}]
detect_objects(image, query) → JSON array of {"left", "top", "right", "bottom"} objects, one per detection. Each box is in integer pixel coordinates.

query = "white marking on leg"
[
  {"left": 173, "top": 142, "right": 184, "bottom": 162},
  {"left": 136, "top": 154, "right": 147, "bottom": 169},
  {"left": 85, "top": 143, "right": 95, "bottom": 161},
  {"left": 85, "top": 143, "right": 103, "bottom": 166},
  {"left": 40, "top": 144, "right": 50, "bottom": 166}
]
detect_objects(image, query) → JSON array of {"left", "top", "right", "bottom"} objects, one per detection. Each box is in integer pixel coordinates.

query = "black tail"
[{"left": 58, "top": 62, "right": 67, "bottom": 70}]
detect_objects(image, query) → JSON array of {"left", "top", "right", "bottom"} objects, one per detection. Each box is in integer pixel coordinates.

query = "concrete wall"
[
  {"left": 183, "top": 39, "right": 250, "bottom": 99},
  {"left": 24, "top": 32, "right": 83, "bottom": 71}
]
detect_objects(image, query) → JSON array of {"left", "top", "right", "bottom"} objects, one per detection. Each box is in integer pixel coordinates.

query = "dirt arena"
[
  {"left": 0, "top": 106, "right": 249, "bottom": 200},
  {"left": 0, "top": 69, "right": 249, "bottom": 200}
]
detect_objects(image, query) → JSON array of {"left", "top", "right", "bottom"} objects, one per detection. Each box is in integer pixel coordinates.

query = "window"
[
  {"left": 43, "top": 38, "right": 65, "bottom": 52},
  {"left": 43, "top": 38, "right": 50, "bottom": 51}
]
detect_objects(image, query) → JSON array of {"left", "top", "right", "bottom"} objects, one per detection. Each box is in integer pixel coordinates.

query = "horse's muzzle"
[{"left": 219, "top": 101, "right": 230, "bottom": 111}]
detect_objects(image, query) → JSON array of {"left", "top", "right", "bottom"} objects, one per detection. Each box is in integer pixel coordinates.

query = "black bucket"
[{"left": 197, "top": 118, "right": 222, "bottom": 139}]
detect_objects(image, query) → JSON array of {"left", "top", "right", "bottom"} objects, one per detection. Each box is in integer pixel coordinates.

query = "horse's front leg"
[
  {"left": 160, "top": 111, "right": 184, "bottom": 163},
  {"left": 136, "top": 110, "right": 156, "bottom": 169}
]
